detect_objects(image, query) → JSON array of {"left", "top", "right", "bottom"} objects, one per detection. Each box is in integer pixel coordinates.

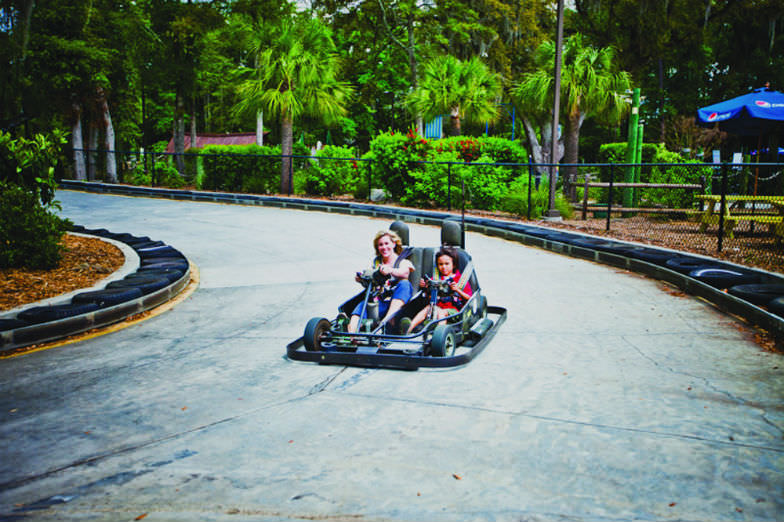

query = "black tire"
[
  {"left": 727, "top": 284, "right": 784, "bottom": 306},
  {"left": 107, "top": 275, "right": 171, "bottom": 295},
  {"left": 132, "top": 240, "right": 165, "bottom": 250},
  {"left": 430, "top": 324, "right": 456, "bottom": 357},
  {"left": 688, "top": 267, "right": 760, "bottom": 289},
  {"left": 768, "top": 297, "right": 784, "bottom": 318},
  {"left": 665, "top": 256, "right": 722, "bottom": 275},
  {"left": 570, "top": 237, "right": 620, "bottom": 253},
  {"left": 131, "top": 268, "right": 185, "bottom": 283},
  {"left": 72, "top": 287, "right": 143, "bottom": 307},
  {"left": 0, "top": 318, "right": 29, "bottom": 331},
  {"left": 139, "top": 260, "right": 189, "bottom": 271},
  {"left": 304, "top": 317, "right": 331, "bottom": 351},
  {"left": 137, "top": 246, "right": 183, "bottom": 259},
  {"left": 83, "top": 228, "right": 110, "bottom": 237},
  {"left": 17, "top": 303, "right": 101, "bottom": 324},
  {"left": 123, "top": 236, "right": 153, "bottom": 246},
  {"left": 626, "top": 248, "right": 673, "bottom": 265}
]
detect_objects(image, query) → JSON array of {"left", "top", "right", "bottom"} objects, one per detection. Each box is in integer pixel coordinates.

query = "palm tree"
[
  {"left": 406, "top": 56, "right": 502, "bottom": 136},
  {"left": 235, "top": 17, "right": 352, "bottom": 194},
  {"left": 512, "top": 34, "right": 631, "bottom": 193}
]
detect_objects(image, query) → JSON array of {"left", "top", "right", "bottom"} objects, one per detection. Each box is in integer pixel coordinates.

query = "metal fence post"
[
  {"left": 606, "top": 164, "right": 614, "bottom": 232},
  {"left": 461, "top": 179, "right": 466, "bottom": 248},
  {"left": 288, "top": 154, "right": 293, "bottom": 196},
  {"left": 527, "top": 157, "right": 534, "bottom": 220},
  {"left": 367, "top": 160, "right": 372, "bottom": 201},
  {"left": 447, "top": 163, "right": 452, "bottom": 211},
  {"left": 718, "top": 162, "right": 728, "bottom": 253},
  {"left": 582, "top": 170, "right": 589, "bottom": 220}
]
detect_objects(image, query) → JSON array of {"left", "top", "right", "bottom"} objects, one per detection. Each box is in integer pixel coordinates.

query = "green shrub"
[
  {"left": 0, "top": 182, "right": 70, "bottom": 269},
  {"left": 0, "top": 130, "right": 65, "bottom": 206},
  {"left": 500, "top": 177, "right": 573, "bottom": 219},
  {"left": 126, "top": 161, "right": 185, "bottom": 188},
  {"left": 402, "top": 149, "right": 465, "bottom": 208},
  {"left": 367, "top": 128, "right": 431, "bottom": 199},
  {"left": 201, "top": 144, "right": 280, "bottom": 193},
  {"left": 646, "top": 146, "right": 712, "bottom": 208},
  {"left": 304, "top": 145, "right": 360, "bottom": 196},
  {"left": 435, "top": 135, "right": 527, "bottom": 164},
  {"left": 183, "top": 147, "right": 202, "bottom": 184}
]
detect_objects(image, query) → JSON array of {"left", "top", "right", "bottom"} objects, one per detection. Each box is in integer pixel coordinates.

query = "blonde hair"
[{"left": 373, "top": 230, "right": 403, "bottom": 256}]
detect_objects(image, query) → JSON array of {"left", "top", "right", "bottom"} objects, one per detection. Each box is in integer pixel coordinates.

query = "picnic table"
[{"left": 696, "top": 195, "right": 784, "bottom": 239}]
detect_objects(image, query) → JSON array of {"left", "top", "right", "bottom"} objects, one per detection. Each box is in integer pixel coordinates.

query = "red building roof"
[{"left": 165, "top": 132, "right": 265, "bottom": 153}]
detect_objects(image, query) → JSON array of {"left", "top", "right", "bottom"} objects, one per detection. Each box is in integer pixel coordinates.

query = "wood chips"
[{"left": 0, "top": 234, "right": 125, "bottom": 312}]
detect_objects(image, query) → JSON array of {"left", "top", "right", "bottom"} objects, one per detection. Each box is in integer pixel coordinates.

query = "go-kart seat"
[{"left": 421, "top": 246, "right": 480, "bottom": 294}]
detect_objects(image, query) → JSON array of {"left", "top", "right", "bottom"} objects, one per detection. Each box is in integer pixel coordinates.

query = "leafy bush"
[
  {"left": 500, "top": 177, "right": 573, "bottom": 219},
  {"left": 646, "top": 147, "right": 712, "bottom": 208},
  {"left": 367, "top": 128, "right": 431, "bottom": 199},
  {"left": 435, "top": 135, "right": 527, "bottom": 164},
  {"left": 201, "top": 144, "right": 280, "bottom": 193},
  {"left": 0, "top": 130, "right": 65, "bottom": 205},
  {"left": 126, "top": 160, "right": 186, "bottom": 188},
  {"left": 183, "top": 147, "right": 202, "bottom": 184},
  {"left": 402, "top": 149, "right": 466, "bottom": 208},
  {"left": 0, "top": 182, "right": 70, "bottom": 269},
  {"left": 304, "top": 145, "right": 361, "bottom": 196}
]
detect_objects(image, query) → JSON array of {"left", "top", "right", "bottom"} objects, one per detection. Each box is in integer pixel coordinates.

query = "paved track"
[{"left": 0, "top": 190, "right": 782, "bottom": 521}]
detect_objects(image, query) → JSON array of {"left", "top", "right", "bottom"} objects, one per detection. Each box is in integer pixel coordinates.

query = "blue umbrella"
[{"left": 697, "top": 87, "right": 784, "bottom": 136}]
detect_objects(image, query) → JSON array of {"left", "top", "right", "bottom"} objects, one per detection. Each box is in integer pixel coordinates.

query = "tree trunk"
[
  {"left": 97, "top": 87, "right": 117, "bottom": 183},
  {"left": 450, "top": 107, "right": 462, "bottom": 136},
  {"left": 190, "top": 97, "right": 197, "bottom": 150},
  {"left": 71, "top": 101, "right": 86, "bottom": 180},
  {"left": 174, "top": 90, "right": 186, "bottom": 176},
  {"left": 562, "top": 111, "right": 582, "bottom": 200},
  {"left": 523, "top": 117, "right": 563, "bottom": 178},
  {"left": 280, "top": 110, "right": 294, "bottom": 194},
  {"left": 87, "top": 119, "right": 98, "bottom": 181},
  {"left": 256, "top": 110, "right": 264, "bottom": 146}
]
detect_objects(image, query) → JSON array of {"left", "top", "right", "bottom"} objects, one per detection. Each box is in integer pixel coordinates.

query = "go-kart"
[{"left": 287, "top": 220, "right": 506, "bottom": 370}]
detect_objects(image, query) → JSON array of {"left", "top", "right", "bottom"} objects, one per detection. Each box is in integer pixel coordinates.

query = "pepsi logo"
[
  {"left": 755, "top": 100, "right": 771, "bottom": 108},
  {"left": 708, "top": 112, "right": 718, "bottom": 121}
]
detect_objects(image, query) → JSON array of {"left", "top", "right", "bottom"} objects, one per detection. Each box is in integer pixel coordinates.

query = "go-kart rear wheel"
[
  {"left": 430, "top": 324, "right": 456, "bottom": 357},
  {"left": 304, "top": 317, "right": 331, "bottom": 351}
]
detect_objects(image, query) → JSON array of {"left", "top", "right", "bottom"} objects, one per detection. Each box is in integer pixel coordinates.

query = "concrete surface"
[{"left": 0, "top": 190, "right": 782, "bottom": 521}]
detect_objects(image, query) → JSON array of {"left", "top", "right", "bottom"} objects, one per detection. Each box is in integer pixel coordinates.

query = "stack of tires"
[{"left": 0, "top": 225, "right": 189, "bottom": 335}]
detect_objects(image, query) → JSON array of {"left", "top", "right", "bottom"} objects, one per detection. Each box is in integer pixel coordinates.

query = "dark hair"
[{"left": 435, "top": 246, "right": 459, "bottom": 274}]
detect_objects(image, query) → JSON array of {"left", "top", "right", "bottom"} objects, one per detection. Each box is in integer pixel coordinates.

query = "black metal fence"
[{"left": 69, "top": 148, "right": 783, "bottom": 271}]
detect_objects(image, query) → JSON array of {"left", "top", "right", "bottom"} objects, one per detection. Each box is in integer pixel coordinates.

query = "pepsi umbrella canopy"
[{"left": 697, "top": 87, "right": 784, "bottom": 136}]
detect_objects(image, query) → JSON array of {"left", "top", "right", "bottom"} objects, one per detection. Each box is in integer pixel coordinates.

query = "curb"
[
  {"left": 0, "top": 227, "right": 192, "bottom": 353},
  {"left": 59, "top": 180, "right": 784, "bottom": 340}
]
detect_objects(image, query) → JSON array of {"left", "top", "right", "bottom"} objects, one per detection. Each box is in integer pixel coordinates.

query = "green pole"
[
  {"left": 633, "top": 123, "right": 644, "bottom": 207},
  {"left": 623, "top": 88, "right": 640, "bottom": 208}
]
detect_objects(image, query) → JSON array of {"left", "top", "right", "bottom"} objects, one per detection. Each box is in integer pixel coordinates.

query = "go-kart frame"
[{"left": 286, "top": 220, "right": 507, "bottom": 370}]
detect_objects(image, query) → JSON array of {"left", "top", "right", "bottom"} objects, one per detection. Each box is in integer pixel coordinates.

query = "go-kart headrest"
[
  {"left": 390, "top": 221, "right": 410, "bottom": 246},
  {"left": 441, "top": 219, "right": 462, "bottom": 247}
]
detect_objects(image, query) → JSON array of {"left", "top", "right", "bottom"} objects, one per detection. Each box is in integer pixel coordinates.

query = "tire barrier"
[
  {"left": 688, "top": 267, "right": 760, "bottom": 289},
  {"left": 727, "top": 284, "right": 784, "bottom": 306},
  {"left": 59, "top": 180, "right": 784, "bottom": 338},
  {"left": 0, "top": 225, "right": 191, "bottom": 352}
]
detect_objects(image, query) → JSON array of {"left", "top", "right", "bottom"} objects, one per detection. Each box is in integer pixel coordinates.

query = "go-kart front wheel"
[
  {"left": 430, "top": 324, "right": 456, "bottom": 357},
  {"left": 304, "top": 317, "right": 331, "bottom": 351}
]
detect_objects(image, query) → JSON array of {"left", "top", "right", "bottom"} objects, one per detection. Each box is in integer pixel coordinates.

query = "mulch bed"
[{"left": 0, "top": 234, "right": 125, "bottom": 312}]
